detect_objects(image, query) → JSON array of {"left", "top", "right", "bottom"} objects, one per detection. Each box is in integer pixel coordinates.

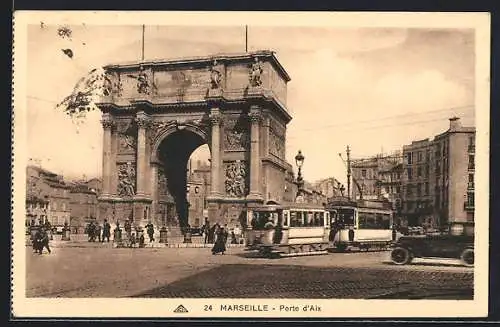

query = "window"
[
  {"left": 396, "top": 186, "right": 401, "bottom": 194},
  {"left": 417, "top": 166, "right": 422, "bottom": 178},
  {"left": 425, "top": 164, "right": 430, "bottom": 177},
  {"left": 416, "top": 183, "right": 422, "bottom": 197},
  {"left": 426, "top": 150, "right": 431, "bottom": 162},
  {"left": 407, "top": 168, "right": 412, "bottom": 180},
  {"left": 406, "top": 185, "right": 413, "bottom": 197},
  {"left": 406, "top": 152, "right": 413, "bottom": 165},
  {"left": 52, "top": 202, "right": 57, "bottom": 211},
  {"left": 290, "top": 211, "right": 303, "bottom": 227},
  {"left": 361, "top": 169, "right": 367, "bottom": 178},
  {"left": 417, "top": 151, "right": 423, "bottom": 162},
  {"left": 467, "top": 192, "right": 475, "bottom": 207},
  {"left": 468, "top": 155, "right": 475, "bottom": 170},
  {"left": 468, "top": 174, "right": 474, "bottom": 189},
  {"left": 424, "top": 182, "right": 429, "bottom": 195},
  {"left": 333, "top": 208, "right": 355, "bottom": 226},
  {"left": 435, "top": 161, "right": 441, "bottom": 174}
]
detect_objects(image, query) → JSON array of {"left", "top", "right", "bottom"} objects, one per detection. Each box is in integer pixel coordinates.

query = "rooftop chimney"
[{"left": 449, "top": 116, "right": 461, "bottom": 131}]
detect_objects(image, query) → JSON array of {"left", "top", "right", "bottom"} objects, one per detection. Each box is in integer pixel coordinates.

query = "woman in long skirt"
[{"left": 212, "top": 227, "right": 227, "bottom": 255}]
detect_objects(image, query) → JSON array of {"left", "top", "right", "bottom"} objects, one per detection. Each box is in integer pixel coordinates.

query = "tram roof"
[{"left": 247, "top": 202, "right": 327, "bottom": 211}]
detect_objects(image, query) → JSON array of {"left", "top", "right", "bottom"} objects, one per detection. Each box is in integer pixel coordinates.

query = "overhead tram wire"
[
  {"left": 291, "top": 104, "right": 475, "bottom": 134},
  {"left": 285, "top": 110, "right": 475, "bottom": 141}
]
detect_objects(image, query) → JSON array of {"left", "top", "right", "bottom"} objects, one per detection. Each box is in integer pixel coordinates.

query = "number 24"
[{"left": 204, "top": 305, "right": 213, "bottom": 311}]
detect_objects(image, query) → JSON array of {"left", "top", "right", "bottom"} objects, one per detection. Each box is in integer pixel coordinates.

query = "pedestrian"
[
  {"left": 35, "top": 228, "right": 51, "bottom": 254},
  {"left": 95, "top": 222, "right": 102, "bottom": 242},
  {"left": 87, "top": 221, "right": 96, "bottom": 242},
  {"left": 230, "top": 230, "right": 237, "bottom": 244},
  {"left": 223, "top": 225, "right": 229, "bottom": 244},
  {"left": 32, "top": 227, "right": 42, "bottom": 253},
  {"left": 124, "top": 219, "right": 132, "bottom": 240},
  {"left": 211, "top": 226, "right": 227, "bottom": 255},
  {"left": 102, "top": 219, "right": 111, "bottom": 242},
  {"left": 145, "top": 221, "right": 155, "bottom": 243},
  {"left": 202, "top": 218, "right": 210, "bottom": 244},
  {"left": 129, "top": 233, "right": 136, "bottom": 248},
  {"left": 139, "top": 232, "right": 145, "bottom": 248}
]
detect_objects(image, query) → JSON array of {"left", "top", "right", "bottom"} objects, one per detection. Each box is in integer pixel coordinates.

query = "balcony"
[
  {"left": 468, "top": 145, "right": 475, "bottom": 153},
  {"left": 463, "top": 202, "right": 474, "bottom": 211},
  {"left": 467, "top": 182, "right": 474, "bottom": 190}
]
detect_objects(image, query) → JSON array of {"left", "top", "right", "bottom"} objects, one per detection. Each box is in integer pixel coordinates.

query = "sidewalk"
[{"left": 26, "top": 234, "right": 245, "bottom": 249}]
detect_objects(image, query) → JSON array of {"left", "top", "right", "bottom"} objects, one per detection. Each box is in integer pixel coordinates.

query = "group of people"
[
  {"left": 201, "top": 218, "right": 241, "bottom": 255},
  {"left": 85, "top": 219, "right": 111, "bottom": 242},
  {"left": 31, "top": 227, "right": 51, "bottom": 254}
]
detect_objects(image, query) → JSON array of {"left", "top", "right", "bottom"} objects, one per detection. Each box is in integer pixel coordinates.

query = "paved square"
[{"left": 26, "top": 246, "right": 473, "bottom": 299}]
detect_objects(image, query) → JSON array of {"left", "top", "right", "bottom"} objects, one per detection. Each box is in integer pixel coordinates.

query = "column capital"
[
  {"left": 101, "top": 114, "right": 115, "bottom": 130},
  {"left": 135, "top": 111, "right": 152, "bottom": 129},
  {"left": 248, "top": 110, "right": 262, "bottom": 123},
  {"left": 209, "top": 109, "right": 223, "bottom": 126}
]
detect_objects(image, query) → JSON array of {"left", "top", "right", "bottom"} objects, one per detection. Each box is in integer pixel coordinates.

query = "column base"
[
  {"left": 133, "top": 193, "right": 152, "bottom": 202},
  {"left": 206, "top": 192, "right": 224, "bottom": 201},
  {"left": 246, "top": 193, "right": 264, "bottom": 202}
]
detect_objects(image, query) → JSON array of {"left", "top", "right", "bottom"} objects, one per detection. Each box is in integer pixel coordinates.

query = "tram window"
[
  {"left": 290, "top": 211, "right": 300, "bottom": 227},
  {"left": 358, "top": 212, "right": 391, "bottom": 229},
  {"left": 283, "top": 212, "right": 289, "bottom": 226},
  {"left": 336, "top": 208, "right": 355, "bottom": 226},
  {"left": 306, "top": 212, "right": 313, "bottom": 226}
]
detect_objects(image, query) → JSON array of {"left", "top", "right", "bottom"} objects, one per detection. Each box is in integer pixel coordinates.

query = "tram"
[
  {"left": 326, "top": 198, "right": 394, "bottom": 251},
  {"left": 245, "top": 202, "right": 330, "bottom": 258}
]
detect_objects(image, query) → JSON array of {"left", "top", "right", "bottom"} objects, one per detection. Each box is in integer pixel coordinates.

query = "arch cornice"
[{"left": 150, "top": 121, "right": 210, "bottom": 163}]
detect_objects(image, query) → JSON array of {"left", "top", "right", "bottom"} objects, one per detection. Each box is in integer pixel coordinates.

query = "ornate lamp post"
[{"left": 295, "top": 150, "right": 305, "bottom": 198}]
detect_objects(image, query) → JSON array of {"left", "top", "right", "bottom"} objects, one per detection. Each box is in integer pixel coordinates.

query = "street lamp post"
[{"left": 295, "top": 150, "right": 305, "bottom": 199}]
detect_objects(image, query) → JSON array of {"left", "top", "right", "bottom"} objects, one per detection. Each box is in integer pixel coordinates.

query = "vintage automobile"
[{"left": 390, "top": 222, "right": 474, "bottom": 267}]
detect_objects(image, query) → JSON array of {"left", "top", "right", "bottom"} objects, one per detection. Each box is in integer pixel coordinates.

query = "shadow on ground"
[{"left": 132, "top": 264, "right": 473, "bottom": 299}]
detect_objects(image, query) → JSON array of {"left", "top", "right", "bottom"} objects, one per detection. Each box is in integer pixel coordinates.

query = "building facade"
[
  {"left": 68, "top": 182, "right": 99, "bottom": 233},
  {"left": 26, "top": 166, "right": 71, "bottom": 227},
  {"left": 401, "top": 117, "right": 475, "bottom": 227},
  {"left": 402, "top": 139, "right": 434, "bottom": 227},
  {"left": 186, "top": 160, "right": 211, "bottom": 228},
  {"left": 313, "top": 177, "right": 345, "bottom": 199},
  {"left": 351, "top": 152, "right": 403, "bottom": 205}
]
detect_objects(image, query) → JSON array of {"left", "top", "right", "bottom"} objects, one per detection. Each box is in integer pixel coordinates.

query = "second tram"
[
  {"left": 326, "top": 198, "right": 394, "bottom": 251},
  {"left": 245, "top": 202, "right": 330, "bottom": 258}
]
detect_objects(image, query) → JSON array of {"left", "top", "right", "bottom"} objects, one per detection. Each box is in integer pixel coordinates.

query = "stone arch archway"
[
  {"left": 96, "top": 51, "right": 293, "bottom": 230},
  {"left": 153, "top": 124, "right": 211, "bottom": 228}
]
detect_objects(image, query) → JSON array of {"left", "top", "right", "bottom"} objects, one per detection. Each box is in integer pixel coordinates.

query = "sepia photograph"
[{"left": 11, "top": 11, "right": 490, "bottom": 318}]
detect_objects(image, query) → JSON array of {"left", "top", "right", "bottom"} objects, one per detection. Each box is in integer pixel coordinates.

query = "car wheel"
[
  {"left": 390, "top": 247, "right": 412, "bottom": 265},
  {"left": 460, "top": 248, "right": 474, "bottom": 267}
]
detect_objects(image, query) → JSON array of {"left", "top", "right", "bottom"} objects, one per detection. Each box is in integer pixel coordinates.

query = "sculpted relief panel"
[
  {"left": 269, "top": 118, "right": 286, "bottom": 159},
  {"left": 154, "top": 69, "right": 210, "bottom": 102},
  {"left": 224, "top": 160, "right": 249, "bottom": 198},
  {"left": 115, "top": 119, "right": 137, "bottom": 154},
  {"left": 117, "top": 162, "right": 136, "bottom": 197},
  {"left": 224, "top": 117, "right": 250, "bottom": 151},
  {"left": 157, "top": 166, "right": 173, "bottom": 200}
]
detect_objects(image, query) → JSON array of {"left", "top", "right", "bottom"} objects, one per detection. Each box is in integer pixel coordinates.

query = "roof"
[
  {"left": 104, "top": 50, "right": 291, "bottom": 83},
  {"left": 27, "top": 165, "right": 58, "bottom": 177}
]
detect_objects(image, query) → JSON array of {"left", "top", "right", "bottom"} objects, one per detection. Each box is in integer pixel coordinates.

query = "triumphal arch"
[{"left": 96, "top": 50, "right": 293, "bottom": 229}]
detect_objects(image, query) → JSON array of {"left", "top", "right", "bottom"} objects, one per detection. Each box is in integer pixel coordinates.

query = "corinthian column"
[
  {"left": 135, "top": 111, "right": 151, "bottom": 197},
  {"left": 247, "top": 106, "right": 263, "bottom": 201},
  {"left": 209, "top": 108, "right": 223, "bottom": 197},
  {"left": 100, "top": 113, "right": 115, "bottom": 198}
]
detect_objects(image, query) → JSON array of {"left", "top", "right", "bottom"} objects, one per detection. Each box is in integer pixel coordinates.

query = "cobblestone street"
[{"left": 26, "top": 244, "right": 473, "bottom": 299}]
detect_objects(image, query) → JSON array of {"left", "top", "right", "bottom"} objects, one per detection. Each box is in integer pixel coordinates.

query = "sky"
[{"left": 26, "top": 25, "right": 475, "bottom": 185}]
